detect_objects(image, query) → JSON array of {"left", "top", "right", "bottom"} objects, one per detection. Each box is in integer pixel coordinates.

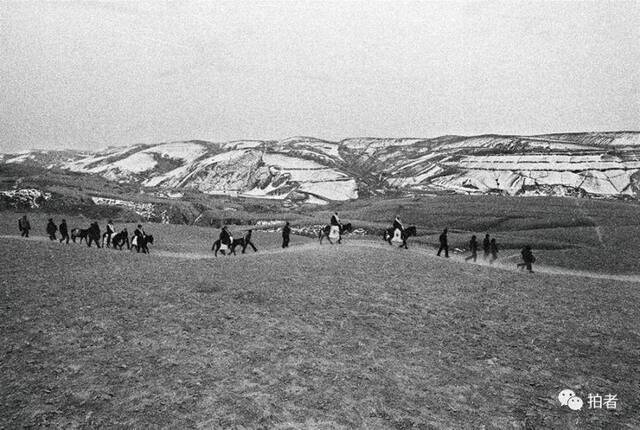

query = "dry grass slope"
[{"left": 1, "top": 222, "right": 639, "bottom": 428}]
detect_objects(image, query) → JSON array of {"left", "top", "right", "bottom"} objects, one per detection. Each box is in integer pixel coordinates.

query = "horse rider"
[
  {"left": 219, "top": 225, "right": 231, "bottom": 245},
  {"left": 330, "top": 212, "right": 341, "bottom": 228},
  {"left": 105, "top": 219, "right": 115, "bottom": 247},
  {"left": 393, "top": 215, "right": 404, "bottom": 234},
  {"left": 330, "top": 212, "right": 342, "bottom": 238},
  {"left": 133, "top": 224, "right": 145, "bottom": 247}
]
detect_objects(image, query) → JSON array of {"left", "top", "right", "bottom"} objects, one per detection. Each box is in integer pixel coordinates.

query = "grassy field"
[{"left": 1, "top": 211, "right": 639, "bottom": 428}]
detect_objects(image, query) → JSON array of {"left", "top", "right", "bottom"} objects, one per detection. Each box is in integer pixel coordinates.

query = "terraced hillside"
[{"left": 2, "top": 131, "right": 640, "bottom": 203}]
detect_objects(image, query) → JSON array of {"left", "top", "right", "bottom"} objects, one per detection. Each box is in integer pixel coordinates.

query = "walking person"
[
  {"left": 242, "top": 229, "right": 258, "bottom": 253},
  {"left": 465, "top": 235, "right": 478, "bottom": 262},
  {"left": 18, "top": 214, "right": 31, "bottom": 237},
  {"left": 86, "top": 222, "right": 101, "bottom": 248},
  {"left": 104, "top": 219, "right": 115, "bottom": 247},
  {"left": 282, "top": 222, "right": 291, "bottom": 248},
  {"left": 59, "top": 219, "right": 69, "bottom": 244},
  {"left": 483, "top": 234, "right": 491, "bottom": 260},
  {"left": 517, "top": 245, "right": 536, "bottom": 273},
  {"left": 489, "top": 238, "right": 499, "bottom": 264},
  {"left": 46, "top": 218, "right": 57, "bottom": 241},
  {"left": 437, "top": 228, "right": 449, "bottom": 257}
]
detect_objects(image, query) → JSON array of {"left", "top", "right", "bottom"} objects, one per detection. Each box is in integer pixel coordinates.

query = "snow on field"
[
  {"left": 143, "top": 164, "right": 192, "bottom": 188},
  {"left": 91, "top": 196, "right": 166, "bottom": 220},
  {"left": 98, "top": 152, "right": 157, "bottom": 175},
  {"left": 198, "top": 149, "right": 249, "bottom": 166},
  {"left": 451, "top": 154, "right": 640, "bottom": 171},
  {"left": 285, "top": 169, "right": 347, "bottom": 182},
  {"left": 394, "top": 153, "right": 443, "bottom": 172},
  {"left": 240, "top": 185, "right": 289, "bottom": 199},
  {"left": 304, "top": 194, "right": 329, "bottom": 205},
  {"left": 4, "top": 154, "right": 34, "bottom": 164},
  {"left": 280, "top": 138, "right": 343, "bottom": 161},
  {"left": 142, "top": 142, "right": 207, "bottom": 162},
  {"left": 297, "top": 179, "right": 358, "bottom": 200},
  {"left": 62, "top": 147, "right": 134, "bottom": 172},
  {"left": 262, "top": 153, "right": 328, "bottom": 169},
  {"left": 523, "top": 170, "right": 584, "bottom": 190},
  {"left": 222, "top": 140, "right": 266, "bottom": 150},
  {"left": 608, "top": 133, "right": 640, "bottom": 146},
  {"left": 604, "top": 169, "right": 638, "bottom": 194}
]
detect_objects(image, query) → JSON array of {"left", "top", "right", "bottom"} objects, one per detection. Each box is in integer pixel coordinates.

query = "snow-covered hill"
[{"left": 3, "top": 132, "right": 640, "bottom": 202}]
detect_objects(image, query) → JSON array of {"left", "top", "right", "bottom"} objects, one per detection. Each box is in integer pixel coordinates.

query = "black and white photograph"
[{"left": 1, "top": 1, "right": 639, "bottom": 428}]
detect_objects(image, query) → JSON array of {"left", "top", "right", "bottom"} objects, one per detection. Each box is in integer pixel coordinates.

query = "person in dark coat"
[
  {"left": 87, "top": 222, "right": 101, "bottom": 247},
  {"left": 219, "top": 226, "right": 231, "bottom": 245},
  {"left": 242, "top": 229, "right": 258, "bottom": 253},
  {"left": 46, "top": 218, "right": 57, "bottom": 241},
  {"left": 483, "top": 234, "right": 491, "bottom": 260},
  {"left": 517, "top": 245, "right": 535, "bottom": 272},
  {"left": 465, "top": 235, "right": 478, "bottom": 262},
  {"left": 59, "top": 219, "right": 69, "bottom": 244},
  {"left": 330, "top": 212, "right": 341, "bottom": 226},
  {"left": 437, "top": 228, "right": 449, "bottom": 257},
  {"left": 18, "top": 215, "right": 31, "bottom": 237},
  {"left": 489, "top": 238, "right": 498, "bottom": 264},
  {"left": 282, "top": 222, "right": 291, "bottom": 248}
]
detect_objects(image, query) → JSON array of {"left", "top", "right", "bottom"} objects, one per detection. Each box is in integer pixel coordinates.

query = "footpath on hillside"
[{"left": 2, "top": 234, "right": 640, "bottom": 284}]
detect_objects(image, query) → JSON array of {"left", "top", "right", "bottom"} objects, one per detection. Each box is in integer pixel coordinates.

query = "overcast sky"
[{"left": 1, "top": 1, "right": 638, "bottom": 152}]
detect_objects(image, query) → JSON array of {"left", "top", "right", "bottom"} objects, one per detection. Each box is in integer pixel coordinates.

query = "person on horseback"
[
  {"left": 133, "top": 224, "right": 144, "bottom": 247},
  {"left": 134, "top": 224, "right": 145, "bottom": 240},
  {"left": 330, "top": 212, "right": 341, "bottom": 227},
  {"left": 329, "top": 212, "right": 342, "bottom": 240},
  {"left": 393, "top": 215, "right": 404, "bottom": 233},
  {"left": 219, "top": 226, "right": 231, "bottom": 245}
]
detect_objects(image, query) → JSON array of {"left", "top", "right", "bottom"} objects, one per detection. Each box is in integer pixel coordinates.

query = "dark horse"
[
  {"left": 70, "top": 228, "right": 89, "bottom": 244},
  {"left": 318, "top": 223, "right": 352, "bottom": 244},
  {"left": 212, "top": 238, "right": 245, "bottom": 256},
  {"left": 131, "top": 234, "right": 154, "bottom": 254},
  {"left": 111, "top": 229, "right": 130, "bottom": 250},
  {"left": 383, "top": 225, "right": 417, "bottom": 249}
]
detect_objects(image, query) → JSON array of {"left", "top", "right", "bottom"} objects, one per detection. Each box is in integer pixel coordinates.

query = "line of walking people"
[
  {"left": 21, "top": 214, "right": 151, "bottom": 252},
  {"left": 436, "top": 228, "right": 535, "bottom": 272}
]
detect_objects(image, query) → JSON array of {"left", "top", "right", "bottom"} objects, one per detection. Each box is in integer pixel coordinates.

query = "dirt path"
[{"left": 3, "top": 234, "right": 640, "bottom": 283}]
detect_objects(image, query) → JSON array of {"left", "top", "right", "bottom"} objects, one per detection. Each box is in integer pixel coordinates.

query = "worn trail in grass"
[
  {"left": 3, "top": 234, "right": 640, "bottom": 284},
  {"left": 1, "top": 232, "right": 639, "bottom": 428}
]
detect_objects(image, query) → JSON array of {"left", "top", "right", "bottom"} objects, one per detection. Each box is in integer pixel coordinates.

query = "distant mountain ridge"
[{"left": 2, "top": 131, "right": 640, "bottom": 203}]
